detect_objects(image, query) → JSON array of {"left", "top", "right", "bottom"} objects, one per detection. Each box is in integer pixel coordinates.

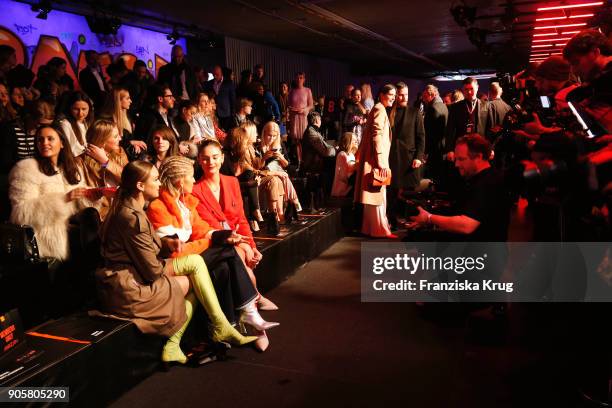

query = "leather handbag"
[
  {"left": 371, "top": 168, "right": 392, "bottom": 187},
  {"left": 0, "top": 223, "right": 40, "bottom": 263}
]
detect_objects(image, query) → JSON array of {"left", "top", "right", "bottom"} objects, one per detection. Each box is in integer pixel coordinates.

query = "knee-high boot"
[
  {"left": 162, "top": 293, "right": 196, "bottom": 364},
  {"left": 173, "top": 255, "right": 257, "bottom": 346}
]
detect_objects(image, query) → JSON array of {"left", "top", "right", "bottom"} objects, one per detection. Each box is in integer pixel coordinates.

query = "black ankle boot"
[
  {"left": 266, "top": 212, "right": 280, "bottom": 236},
  {"left": 284, "top": 202, "right": 296, "bottom": 225}
]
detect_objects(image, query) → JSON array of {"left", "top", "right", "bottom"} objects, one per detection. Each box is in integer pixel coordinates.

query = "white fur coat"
[{"left": 8, "top": 158, "right": 89, "bottom": 260}]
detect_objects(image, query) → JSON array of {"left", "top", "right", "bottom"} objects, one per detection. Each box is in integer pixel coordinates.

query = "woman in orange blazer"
[
  {"left": 192, "top": 140, "right": 278, "bottom": 313},
  {"left": 147, "top": 156, "right": 279, "bottom": 351}
]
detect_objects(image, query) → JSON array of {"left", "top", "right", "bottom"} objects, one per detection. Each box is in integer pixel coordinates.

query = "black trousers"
[
  {"left": 237, "top": 170, "right": 260, "bottom": 219},
  {"left": 201, "top": 246, "right": 257, "bottom": 324}
]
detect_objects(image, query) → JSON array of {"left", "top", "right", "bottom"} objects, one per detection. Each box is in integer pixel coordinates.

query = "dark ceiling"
[{"left": 21, "top": 0, "right": 608, "bottom": 77}]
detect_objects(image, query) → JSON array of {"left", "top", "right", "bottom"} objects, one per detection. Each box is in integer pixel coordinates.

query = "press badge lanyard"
[{"left": 466, "top": 100, "right": 477, "bottom": 134}]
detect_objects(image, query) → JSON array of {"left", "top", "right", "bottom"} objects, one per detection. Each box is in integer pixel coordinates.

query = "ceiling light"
[{"left": 537, "top": 2, "right": 603, "bottom": 11}]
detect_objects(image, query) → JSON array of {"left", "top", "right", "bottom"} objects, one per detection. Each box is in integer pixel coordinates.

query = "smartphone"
[{"left": 539, "top": 96, "right": 551, "bottom": 109}]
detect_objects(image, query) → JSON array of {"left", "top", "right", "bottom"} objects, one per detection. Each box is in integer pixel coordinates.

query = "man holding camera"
[{"left": 407, "top": 134, "right": 510, "bottom": 242}]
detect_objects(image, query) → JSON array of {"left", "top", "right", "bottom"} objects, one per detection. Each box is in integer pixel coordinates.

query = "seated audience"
[
  {"left": 193, "top": 140, "right": 278, "bottom": 312},
  {"left": 99, "top": 87, "right": 147, "bottom": 161},
  {"left": 147, "top": 156, "right": 278, "bottom": 351},
  {"left": 57, "top": 90, "right": 93, "bottom": 158},
  {"left": 194, "top": 92, "right": 217, "bottom": 141},
  {"left": 135, "top": 85, "right": 177, "bottom": 141},
  {"left": 83, "top": 120, "right": 129, "bottom": 219},
  {"left": 235, "top": 122, "right": 286, "bottom": 223},
  {"left": 259, "top": 121, "right": 302, "bottom": 212},
  {"left": 230, "top": 97, "right": 253, "bottom": 133},
  {"left": 96, "top": 161, "right": 257, "bottom": 366},
  {"left": 331, "top": 132, "right": 358, "bottom": 198},
  {"left": 145, "top": 125, "right": 179, "bottom": 169},
  {"left": 175, "top": 100, "right": 202, "bottom": 143},
  {"left": 8, "top": 125, "right": 101, "bottom": 261},
  {"left": 209, "top": 97, "right": 228, "bottom": 144},
  {"left": 301, "top": 111, "right": 336, "bottom": 173}
]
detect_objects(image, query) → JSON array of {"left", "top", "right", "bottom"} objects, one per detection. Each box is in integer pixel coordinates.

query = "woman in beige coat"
[
  {"left": 354, "top": 84, "right": 396, "bottom": 238},
  {"left": 96, "top": 161, "right": 256, "bottom": 367}
]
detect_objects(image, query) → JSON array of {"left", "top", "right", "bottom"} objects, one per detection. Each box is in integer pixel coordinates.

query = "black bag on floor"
[{"left": 0, "top": 223, "right": 40, "bottom": 263}]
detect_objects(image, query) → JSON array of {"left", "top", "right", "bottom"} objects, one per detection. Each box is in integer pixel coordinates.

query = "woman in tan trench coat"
[
  {"left": 95, "top": 161, "right": 256, "bottom": 366},
  {"left": 354, "top": 84, "right": 397, "bottom": 238}
]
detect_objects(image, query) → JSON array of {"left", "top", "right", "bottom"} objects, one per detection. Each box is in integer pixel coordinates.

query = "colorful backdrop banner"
[{"left": 0, "top": 0, "right": 186, "bottom": 85}]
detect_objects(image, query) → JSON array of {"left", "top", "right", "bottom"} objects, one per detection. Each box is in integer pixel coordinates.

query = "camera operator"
[
  {"left": 407, "top": 134, "right": 511, "bottom": 242},
  {"left": 564, "top": 29, "right": 612, "bottom": 136},
  {"left": 513, "top": 56, "right": 578, "bottom": 141}
]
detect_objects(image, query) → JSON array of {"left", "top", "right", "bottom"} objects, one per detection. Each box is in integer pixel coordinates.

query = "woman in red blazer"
[{"left": 192, "top": 140, "right": 278, "bottom": 311}]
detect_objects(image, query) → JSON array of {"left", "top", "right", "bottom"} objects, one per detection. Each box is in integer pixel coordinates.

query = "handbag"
[
  {"left": 371, "top": 168, "right": 391, "bottom": 187},
  {"left": 0, "top": 223, "right": 40, "bottom": 263}
]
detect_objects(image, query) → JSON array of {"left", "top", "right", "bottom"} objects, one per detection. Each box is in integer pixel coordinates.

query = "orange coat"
[
  {"left": 147, "top": 189, "right": 214, "bottom": 258},
  {"left": 354, "top": 102, "right": 392, "bottom": 206}
]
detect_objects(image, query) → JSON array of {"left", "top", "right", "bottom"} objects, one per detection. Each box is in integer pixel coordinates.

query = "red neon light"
[
  {"left": 537, "top": 2, "right": 603, "bottom": 11},
  {"left": 533, "top": 37, "right": 572, "bottom": 42},
  {"left": 535, "top": 13, "right": 594, "bottom": 21},
  {"left": 562, "top": 31, "right": 581, "bottom": 34},
  {"left": 535, "top": 23, "right": 587, "bottom": 30},
  {"left": 532, "top": 43, "right": 567, "bottom": 48}
]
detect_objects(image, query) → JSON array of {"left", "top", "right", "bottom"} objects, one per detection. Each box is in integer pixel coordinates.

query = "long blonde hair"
[
  {"left": 261, "top": 121, "right": 281, "bottom": 150},
  {"left": 103, "top": 87, "right": 132, "bottom": 136},
  {"left": 87, "top": 119, "right": 118, "bottom": 151}
]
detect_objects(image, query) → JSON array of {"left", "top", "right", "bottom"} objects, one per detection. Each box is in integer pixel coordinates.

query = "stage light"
[
  {"left": 86, "top": 16, "right": 122, "bottom": 35},
  {"left": 534, "top": 22, "right": 587, "bottom": 29},
  {"left": 167, "top": 28, "right": 180, "bottom": 45},
  {"left": 31, "top": 0, "right": 52, "bottom": 20},
  {"left": 532, "top": 43, "right": 567, "bottom": 48},
  {"left": 537, "top": 2, "right": 603, "bottom": 11},
  {"left": 535, "top": 13, "right": 594, "bottom": 21}
]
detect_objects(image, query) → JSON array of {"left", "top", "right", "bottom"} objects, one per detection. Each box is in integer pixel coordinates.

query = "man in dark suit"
[
  {"left": 444, "top": 77, "right": 490, "bottom": 162},
  {"left": 487, "top": 82, "right": 512, "bottom": 137},
  {"left": 422, "top": 84, "right": 448, "bottom": 182},
  {"left": 203, "top": 65, "right": 236, "bottom": 131},
  {"left": 388, "top": 82, "right": 425, "bottom": 227},
  {"left": 78, "top": 50, "right": 108, "bottom": 110},
  {"left": 157, "top": 45, "right": 198, "bottom": 102},
  {"left": 134, "top": 85, "right": 178, "bottom": 141}
]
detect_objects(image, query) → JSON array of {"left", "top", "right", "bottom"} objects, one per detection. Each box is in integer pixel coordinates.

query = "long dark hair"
[
  {"left": 59, "top": 90, "right": 93, "bottom": 145},
  {"left": 34, "top": 124, "right": 82, "bottom": 185},
  {"left": 101, "top": 160, "right": 154, "bottom": 241}
]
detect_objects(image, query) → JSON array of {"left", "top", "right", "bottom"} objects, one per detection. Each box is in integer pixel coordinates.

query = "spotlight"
[
  {"left": 86, "top": 15, "right": 122, "bottom": 35},
  {"left": 450, "top": 1, "right": 477, "bottom": 28},
  {"left": 31, "top": 0, "right": 52, "bottom": 20},
  {"left": 167, "top": 29, "right": 180, "bottom": 45}
]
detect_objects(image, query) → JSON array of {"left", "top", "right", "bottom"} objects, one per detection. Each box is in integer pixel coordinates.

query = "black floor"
[{"left": 109, "top": 236, "right": 598, "bottom": 408}]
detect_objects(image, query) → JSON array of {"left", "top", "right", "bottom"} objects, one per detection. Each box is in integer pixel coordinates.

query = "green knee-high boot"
[
  {"left": 162, "top": 293, "right": 196, "bottom": 364},
  {"left": 173, "top": 255, "right": 257, "bottom": 346}
]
